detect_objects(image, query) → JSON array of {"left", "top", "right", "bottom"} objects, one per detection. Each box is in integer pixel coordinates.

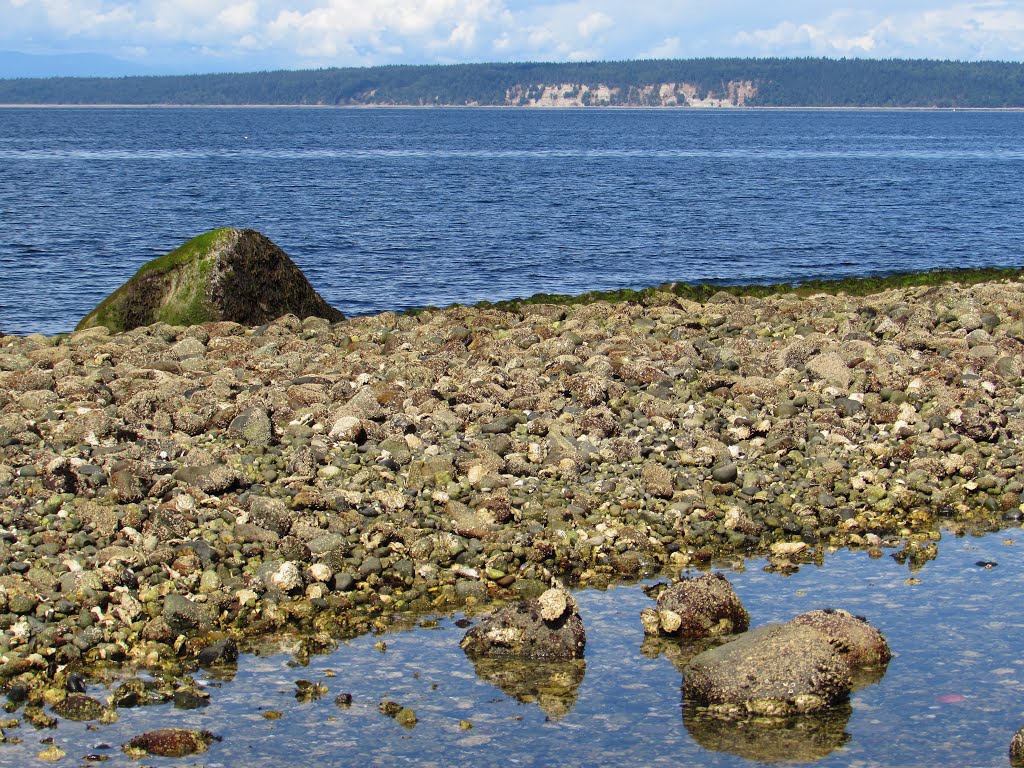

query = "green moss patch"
[{"left": 76, "top": 229, "right": 232, "bottom": 333}]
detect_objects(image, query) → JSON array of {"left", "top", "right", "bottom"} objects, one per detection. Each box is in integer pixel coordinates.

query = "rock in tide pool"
[
  {"left": 791, "top": 608, "right": 891, "bottom": 686},
  {"left": 51, "top": 692, "right": 106, "bottom": 721},
  {"left": 122, "top": 728, "right": 219, "bottom": 757},
  {"left": 683, "top": 623, "right": 852, "bottom": 717},
  {"left": 460, "top": 587, "right": 585, "bottom": 660},
  {"left": 641, "top": 573, "right": 749, "bottom": 638},
  {"left": 76, "top": 228, "right": 343, "bottom": 333},
  {"left": 682, "top": 609, "right": 891, "bottom": 718}
]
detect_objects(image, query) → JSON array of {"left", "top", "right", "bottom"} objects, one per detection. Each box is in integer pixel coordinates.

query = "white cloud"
[
  {"left": 639, "top": 35, "right": 685, "bottom": 59},
  {"left": 1, "top": 1, "right": 1022, "bottom": 74},
  {"left": 735, "top": 2, "right": 1024, "bottom": 59},
  {"left": 578, "top": 11, "right": 612, "bottom": 38},
  {"left": 215, "top": 2, "right": 259, "bottom": 33}
]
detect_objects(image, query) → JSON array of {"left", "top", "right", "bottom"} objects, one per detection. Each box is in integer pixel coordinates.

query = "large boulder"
[
  {"left": 77, "top": 228, "right": 343, "bottom": 332},
  {"left": 460, "top": 587, "right": 585, "bottom": 660},
  {"left": 683, "top": 623, "right": 852, "bottom": 717},
  {"left": 683, "top": 610, "right": 891, "bottom": 718},
  {"left": 641, "top": 573, "right": 749, "bottom": 638}
]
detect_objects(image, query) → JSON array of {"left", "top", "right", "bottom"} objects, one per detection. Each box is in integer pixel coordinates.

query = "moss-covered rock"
[{"left": 76, "top": 228, "right": 343, "bottom": 332}]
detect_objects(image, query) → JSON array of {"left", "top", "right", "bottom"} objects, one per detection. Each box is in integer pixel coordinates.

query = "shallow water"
[{"left": 3, "top": 527, "right": 1023, "bottom": 767}]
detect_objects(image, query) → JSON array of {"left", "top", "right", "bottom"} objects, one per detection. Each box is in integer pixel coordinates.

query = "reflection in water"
[
  {"left": 639, "top": 634, "right": 723, "bottom": 673},
  {"left": 849, "top": 659, "right": 888, "bottom": 693},
  {"left": 683, "top": 701, "right": 853, "bottom": 764},
  {"left": 465, "top": 657, "right": 586, "bottom": 721}
]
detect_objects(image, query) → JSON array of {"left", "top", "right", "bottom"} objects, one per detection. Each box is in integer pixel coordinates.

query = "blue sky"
[{"left": 2, "top": 0, "right": 1023, "bottom": 76}]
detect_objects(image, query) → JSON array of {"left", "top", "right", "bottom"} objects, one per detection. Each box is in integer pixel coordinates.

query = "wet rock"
[
  {"left": 295, "top": 680, "right": 327, "bottom": 702},
  {"left": 36, "top": 745, "right": 65, "bottom": 762},
  {"left": 683, "top": 623, "right": 852, "bottom": 716},
  {"left": 198, "top": 637, "right": 239, "bottom": 667},
  {"left": 162, "top": 593, "right": 213, "bottom": 635},
  {"left": 111, "top": 679, "right": 171, "bottom": 708},
  {"left": 395, "top": 707, "right": 417, "bottom": 727},
  {"left": 122, "top": 728, "right": 220, "bottom": 758},
  {"left": 379, "top": 700, "right": 402, "bottom": 717},
  {"left": 174, "top": 686, "right": 211, "bottom": 709},
  {"left": 52, "top": 692, "right": 106, "bottom": 721},
  {"left": 642, "top": 573, "right": 749, "bottom": 638},
  {"left": 790, "top": 609, "right": 891, "bottom": 682},
  {"left": 77, "top": 228, "right": 343, "bottom": 333},
  {"left": 460, "top": 587, "right": 585, "bottom": 660}
]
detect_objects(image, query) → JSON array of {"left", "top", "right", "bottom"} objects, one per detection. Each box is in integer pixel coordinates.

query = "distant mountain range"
[{"left": 1, "top": 57, "right": 1023, "bottom": 108}]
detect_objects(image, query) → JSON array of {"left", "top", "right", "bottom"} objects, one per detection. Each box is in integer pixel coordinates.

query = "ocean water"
[{"left": 0, "top": 107, "right": 1023, "bottom": 335}]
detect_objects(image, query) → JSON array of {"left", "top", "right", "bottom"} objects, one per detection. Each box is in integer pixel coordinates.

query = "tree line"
[{"left": 0, "top": 58, "right": 1022, "bottom": 107}]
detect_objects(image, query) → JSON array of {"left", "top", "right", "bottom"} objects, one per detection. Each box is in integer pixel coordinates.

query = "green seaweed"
[
  {"left": 466, "top": 266, "right": 1024, "bottom": 313},
  {"left": 76, "top": 229, "right": 230, "bottom": 332},
  {"left": 132, "top": 228, "right": 230, "bottom": 279}
]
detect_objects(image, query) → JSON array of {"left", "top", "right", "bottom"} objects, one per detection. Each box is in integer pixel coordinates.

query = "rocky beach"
[{"left": 2, "top": 266, "right": 1024, "bottom": 745}]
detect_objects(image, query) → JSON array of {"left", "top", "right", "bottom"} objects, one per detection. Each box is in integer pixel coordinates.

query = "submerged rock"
[
  {"left": 641, "top": 573, "right": 749, "bottom": 638},
  {"left": 122, "top": 728, "right": 219, "bottom": 757},
  {"left": 51, "top": 692, "right": 106, "bottom": 721},
  {"left": 683, "top": 623, "right": 852, "bottom": 716},
  {"left": 460, "top": 587, "right": 585, "bottom": 660},
  {"left": 76, "top": 228, "right": 343, "bottom": 332}
]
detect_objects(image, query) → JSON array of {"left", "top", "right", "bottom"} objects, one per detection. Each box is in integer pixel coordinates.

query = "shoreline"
[
  {"left": 2, "top": 103, "right": 1024, "bottom": 112},
  {"left": 6, "top": 265, "right": 1024, "bottom": 340}
]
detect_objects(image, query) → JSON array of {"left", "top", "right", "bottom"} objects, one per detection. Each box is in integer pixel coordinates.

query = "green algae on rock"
[{"left": 76, "top": 228, "right": 343, "bottom": 333}]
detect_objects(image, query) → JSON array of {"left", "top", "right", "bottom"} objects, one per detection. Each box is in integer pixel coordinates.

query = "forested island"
[{"left": 1, "top": 57, "right": 1023, "bottom": 108}]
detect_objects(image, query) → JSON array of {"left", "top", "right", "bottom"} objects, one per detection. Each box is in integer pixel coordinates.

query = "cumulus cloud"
[
  {"left": 1, "top": 0, "right": 1021, "bottom": 74},
  {"left": 734, "top": 2, "right": 1024, "bottom": 59}
]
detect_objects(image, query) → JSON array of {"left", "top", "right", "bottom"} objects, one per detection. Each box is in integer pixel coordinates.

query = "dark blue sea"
[{"left": 1, "top": 107, "right": 1023, "bottom": 335}]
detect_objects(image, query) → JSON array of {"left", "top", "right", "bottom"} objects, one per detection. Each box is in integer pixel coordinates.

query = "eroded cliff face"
[{"left": 504, "top": 80, "right": 756, "bottom": 107}]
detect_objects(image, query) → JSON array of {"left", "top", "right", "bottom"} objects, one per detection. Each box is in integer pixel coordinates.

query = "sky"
[{"left": 2, "top": 0, "right": 1023, "bottom": 76}]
